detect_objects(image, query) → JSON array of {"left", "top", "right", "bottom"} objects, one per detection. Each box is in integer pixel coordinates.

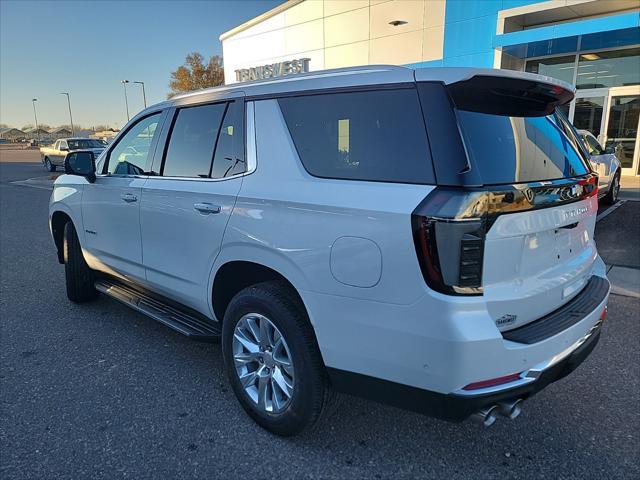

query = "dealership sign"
[{"left": 235, "top": 58, "right": 310, "bottom": 82}]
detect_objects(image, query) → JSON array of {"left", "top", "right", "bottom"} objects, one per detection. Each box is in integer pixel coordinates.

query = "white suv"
[{"left": 50, "top": 66, "right": 609, "bottom": 435}]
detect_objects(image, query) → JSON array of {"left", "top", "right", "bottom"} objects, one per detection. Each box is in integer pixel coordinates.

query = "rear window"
[
  {"left": 456, "top": 110, "right": 589, "bottom": 185},
  {"left": 278, "top": 89, "right": 435, "bottom": 184}
]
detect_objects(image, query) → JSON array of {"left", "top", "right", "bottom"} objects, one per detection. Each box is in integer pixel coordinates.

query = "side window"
[
  {"left": 585, "top": 135, "right": 603, "bottom": 154},
  {"left": 162, "top": 103, "right": 226, "bottom": 177},
  {"left": 211, "top": 100, "right": 245, "bottom": 179},
  {"left": 59, "top": 140, "right": 68, "bottom": 150},
  {"left": 106, "top": 113, "right": 161, "bottom": 175},
  {"left": 278, "top": 89, "right": 435, "bottom": 184}
]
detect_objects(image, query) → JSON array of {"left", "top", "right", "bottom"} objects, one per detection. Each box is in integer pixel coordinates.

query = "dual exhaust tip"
[{"left": 470, "top": 399, "right": 523, "bottom": 427}]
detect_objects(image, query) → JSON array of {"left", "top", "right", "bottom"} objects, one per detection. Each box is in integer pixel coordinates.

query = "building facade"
[{"left": 220, "top": 0, "right": 640, "bottom": 175}]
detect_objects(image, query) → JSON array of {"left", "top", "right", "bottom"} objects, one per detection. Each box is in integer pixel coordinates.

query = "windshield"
[
  {"left": 456, "top": 110, "right": 590, "bottom": 185},
  {"left": 67, "top": 139, "right": 106, "bottom": 149}
]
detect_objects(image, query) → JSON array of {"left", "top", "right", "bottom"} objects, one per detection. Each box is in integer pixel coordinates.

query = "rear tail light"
[{"left": 412, "top": 188, "right": 487, "bottom": 295}]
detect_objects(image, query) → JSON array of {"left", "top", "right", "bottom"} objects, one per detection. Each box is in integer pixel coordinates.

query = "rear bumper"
[{"left": 328, "top": 319, "right": 602, "bottom": 421}]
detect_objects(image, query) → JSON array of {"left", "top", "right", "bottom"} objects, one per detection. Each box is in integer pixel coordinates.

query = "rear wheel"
[
  {"left": 222, "top": 281, "right": 331, "bottom": 436},
  {"left": 603, "top": 170, "right": 620, "bottom": 205},
  {"left": 63, "top": 222, "right": 97, "bottom": 303},
  {"left": 44, "top": 157, "right": 56, "bottom": 172}
]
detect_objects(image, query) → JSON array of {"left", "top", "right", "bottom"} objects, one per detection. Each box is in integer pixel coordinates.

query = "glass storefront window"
[
  {"left": 524, "top": 55, "right": 576, "bottom": 85},
  {"left": 576, "top": 47, "right": 640, "bottom": 89},
  {"left": 606, "top": 94, "right": 639, "bottom": 169},
  {"left": 573, "top": 97, "right": 605, "bottom": 138}
]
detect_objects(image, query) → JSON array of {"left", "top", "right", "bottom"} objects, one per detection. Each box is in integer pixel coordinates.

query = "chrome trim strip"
[{"left": 246, "top": 101, "right": 257, "bottom": 174}]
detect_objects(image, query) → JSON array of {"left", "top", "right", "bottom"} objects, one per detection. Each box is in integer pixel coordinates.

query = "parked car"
[
  {"left": 49, "top": 66, "right": 609, "bottom": 436},
  {"left": 578, "top": 129, "right": 621, "bottom": 205},
  {"left": 40, "top": 138, "right": 106, "bottom": 172}
]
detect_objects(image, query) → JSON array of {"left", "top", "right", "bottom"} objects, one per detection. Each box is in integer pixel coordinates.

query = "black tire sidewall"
[
  {"left": 63, "top": 222, "right": 96, "bottom": 302},
  {"left": 222, "top": 283, "right": 326, "bottom": 436}
]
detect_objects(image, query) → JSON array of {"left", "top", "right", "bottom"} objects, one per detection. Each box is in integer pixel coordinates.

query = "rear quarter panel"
[{"left": 218, "top": 99, "right": 433, "bottom": 309}]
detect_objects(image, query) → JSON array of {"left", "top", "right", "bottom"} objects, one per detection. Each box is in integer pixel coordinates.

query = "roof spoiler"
[{"left": 415, "top": 68, "right": 575, "bottom": 117}]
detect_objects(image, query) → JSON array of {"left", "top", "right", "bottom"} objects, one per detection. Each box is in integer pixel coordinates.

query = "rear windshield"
[
  {"left": 456, "top": 110, "right": 589, "bottom": 185},
  {"left": 278, "top": 88, "right": 435, "bottom": 184},
  {"left": 68, "top": 139, "right": 106, "bottom": 149}
]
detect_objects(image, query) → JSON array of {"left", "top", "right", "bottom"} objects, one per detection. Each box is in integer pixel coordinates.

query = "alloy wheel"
[{"left": 232, "top": 313, "right": 295, "bottom": 413}]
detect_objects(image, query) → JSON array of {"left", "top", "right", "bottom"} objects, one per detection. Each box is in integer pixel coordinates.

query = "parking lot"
[{"left": 1, "top": 151, "right": 639, "bottom": 479}]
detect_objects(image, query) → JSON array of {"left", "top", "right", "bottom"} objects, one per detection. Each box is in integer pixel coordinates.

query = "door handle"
[
  {"left": 194, "top": 202, "right": 221, "bottom": 214},
  {"left": 121, "top": 193, "right": 138, "bottom": 203}
]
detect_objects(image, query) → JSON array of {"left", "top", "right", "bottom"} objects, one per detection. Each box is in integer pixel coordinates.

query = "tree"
[{"left": 168, "top": 52, "right": 224, "bottom": 97}]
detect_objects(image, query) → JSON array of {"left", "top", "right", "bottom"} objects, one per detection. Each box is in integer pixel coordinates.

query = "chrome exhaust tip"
[
  {"left": 470, "top": 405, "right": 498, "bottom": 427},
  {"left": 497, "top": 399, "right": 523, "bottom": 420}
]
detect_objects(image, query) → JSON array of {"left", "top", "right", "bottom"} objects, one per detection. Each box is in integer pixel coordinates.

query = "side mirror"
[
  {"left": 60, "top": 146, "right": 69, "bottom": 152},
  {"left": 65, "top": 151, "right": 96, "bottom": 183}
]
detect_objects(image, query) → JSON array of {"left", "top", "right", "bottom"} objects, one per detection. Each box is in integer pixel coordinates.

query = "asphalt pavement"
[{"left": 1, "top": 158, "right": 639, "bottom": 479}]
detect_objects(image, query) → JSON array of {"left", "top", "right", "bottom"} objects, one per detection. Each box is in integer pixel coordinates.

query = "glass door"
[
  {"left": 603, "top": 87, "right": 640, "bottom": 175},
  {"left": 571, "top": 90, "right": 608, "bottom": 142}
]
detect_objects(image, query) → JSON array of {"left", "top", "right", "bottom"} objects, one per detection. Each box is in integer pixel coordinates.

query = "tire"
[
  {"left": 222, "top": 281, "right": 332, "bottom": 436},
  {"left": 44, "top": 157, "right": 56, "bottom": 172},
  {"left": 603, "top": 170, "right": 620, "bottom": 205},
  {"left": 63, "top": 222, "right": 97, "bottom": 303}
]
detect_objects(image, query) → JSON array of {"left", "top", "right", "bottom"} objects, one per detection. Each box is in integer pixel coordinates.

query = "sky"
[{"left": 0, "top": 0, "right": 281, "bottom": 130}]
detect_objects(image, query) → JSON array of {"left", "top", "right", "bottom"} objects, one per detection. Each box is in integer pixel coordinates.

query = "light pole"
[
  {"left": 121, "top": 80, "right": 130, "bottom": 122},
  {"left": 133, "top": 81, "right": 146, "bottom": 108},
  {"left": 60, "top": 92, "right": 74, "bottom": 136},
  {"left": 31, "top": 98, "right": 40, "bottom": 144}
]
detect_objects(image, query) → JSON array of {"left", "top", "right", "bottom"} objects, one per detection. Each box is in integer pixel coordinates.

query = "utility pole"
[
  {"left": 60, "top": 92, "right": 74, "bottom": 135},
  {"left": 31, "top": 98, "right": 40, "bottom": 144},
  {"left": 121, "top": 80, "right": 130, "bottom": 121},
  {"left": 133, "top": 81, "right": 146, "bottom": 108}
]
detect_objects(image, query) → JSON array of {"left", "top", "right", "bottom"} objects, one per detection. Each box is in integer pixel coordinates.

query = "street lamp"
[
  {"left": 31, "top": 98, "right": 40, "bottom": 144},
  {"left": 121, "top": 80, "right": 130, "bottom": 122},
  {"left": 60, "top": 92, "right": 74, "bottom": 136},
  {"left": 133, "top": 81, "right": 146, "bottom": 108}
]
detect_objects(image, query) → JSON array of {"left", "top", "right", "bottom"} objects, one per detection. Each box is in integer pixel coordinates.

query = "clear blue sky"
[{"left": 0, "top": 0, "right": 281, "bottom": 130}]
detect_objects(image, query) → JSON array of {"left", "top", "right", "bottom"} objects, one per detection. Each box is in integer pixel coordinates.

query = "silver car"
[{"left": 578, "top": 129, "right": 621, "bottom": 205}]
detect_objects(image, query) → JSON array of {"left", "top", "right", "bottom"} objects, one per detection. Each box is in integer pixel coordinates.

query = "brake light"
[
  {"left": 462, "top": 372, "right": 522, "bottom": 391},
  {"left": 412, "top": 189, "right": 485, "bottom": 296}
]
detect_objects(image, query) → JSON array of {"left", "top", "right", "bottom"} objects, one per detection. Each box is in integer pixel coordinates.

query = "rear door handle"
[
  {"left": 194, "top": 202, "right": 221, "bottom": 214},
  {"left": 121, "top": 193, "right": 137, "bottom": 203}
]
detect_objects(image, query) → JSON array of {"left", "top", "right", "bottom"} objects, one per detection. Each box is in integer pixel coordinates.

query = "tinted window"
[
  {"left": 211, "top": 101, "right": 245, "bottom": 179},
  {"left": 583, "top": 134, "right": 603, "bottom": 155},
  {"left": 278, "top": 89, "right": 434, "bottom": 184},
  {"left": 457, "top": 110, "right": 589, "bottom": 184},
  {"left": 163, "top": 103, "right": 226, "bottom": 177},
  {"left": 107, "top": 113, "right": 161, "bottom": 175},
  {"left": 68, "top": 139, "right": 105, "bottom": 149}
]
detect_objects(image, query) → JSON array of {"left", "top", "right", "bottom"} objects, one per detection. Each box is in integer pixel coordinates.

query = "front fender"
[{"left": 49, "top": 175, "right": 86, "bottom": 244}]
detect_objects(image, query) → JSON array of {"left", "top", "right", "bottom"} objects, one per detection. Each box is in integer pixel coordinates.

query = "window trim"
[
  {"left": 151, "top": 98, "right": 251, "bottom": 182},
  {"left": 100, "top": 110, "right": 167, "bottom": 177},
  {"left": 277, "top": 86, "right": 438, "bottom": 186},
  {"left": 158, "top": 101, "right": 228, "bottom": 178}
]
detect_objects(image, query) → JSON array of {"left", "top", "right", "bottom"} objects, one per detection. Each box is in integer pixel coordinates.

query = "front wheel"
[
  {"left": 222, "top": 281, "right": 332, "bottom": 436},
  {"left": 63, "top": 222, "right": 97, "bottom": 303},
  {"left": 603, "top": 170, "right": 620, "bottom": 205}
]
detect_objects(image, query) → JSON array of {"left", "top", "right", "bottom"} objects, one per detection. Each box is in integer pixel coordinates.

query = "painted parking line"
[{"left": 596, "top": 200, "right": 626, "bottom": 222}]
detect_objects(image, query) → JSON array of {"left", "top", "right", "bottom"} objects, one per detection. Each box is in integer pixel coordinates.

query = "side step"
[{"left": 95, "top": 279, "right": 221, "bottom": 342}]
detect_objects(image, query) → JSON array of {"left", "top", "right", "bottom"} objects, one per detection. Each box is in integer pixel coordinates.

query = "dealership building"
[{"left": 221, "top": 0, "right": 640, "bottom": 175}]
